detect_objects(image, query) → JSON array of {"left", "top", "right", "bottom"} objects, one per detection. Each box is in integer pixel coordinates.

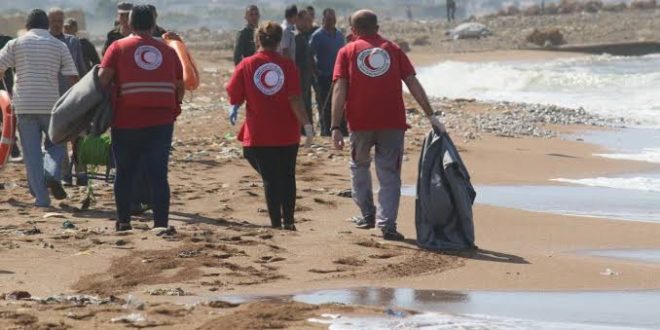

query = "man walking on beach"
[
  {"left": 64, "top": 18, "right": 100, "bottom": 73},
  {"left": 331, "top": 9, "right": 445, "bottom": 241},
  {"left": 447, "top": 0, "right": 456, "bottom": 22},
  {"left": 102, "top": 2, "right": 133, "bottom": 56},
  {"left": 310, "top": 8, "right": 346, "bottom": 136},
  {"left": 295, "top": 10, "right": 314, "bottom": 127},
  {"left": 98, "top": 5, "right": 184, "bottom": 232},
  {"left": 279, "top": 5, "right": 298, "bottom": 61},
  {"left": 233, "top": 5, "right": 260, "bottom": 66},
  {"left": 0, "top": 9, "right": 79, "bottom": 207}
]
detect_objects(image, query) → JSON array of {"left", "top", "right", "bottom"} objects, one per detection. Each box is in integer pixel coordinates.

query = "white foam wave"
[
  {"left": 312, "top": 312, "right": 644, "bottom": 330},
  {"left": 595, "top": 148, "right": 660, "bottom": 164},
  {"left": 417, "top": 54, "right": 660, "bottom": 126},
  {"left": 552, "top": 177, "right": 660, "bottom": 193}
]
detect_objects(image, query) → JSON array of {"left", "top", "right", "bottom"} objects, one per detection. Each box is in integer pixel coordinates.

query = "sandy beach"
[{"left": 1, "top": 11, "right": 660, "bottom": 329}]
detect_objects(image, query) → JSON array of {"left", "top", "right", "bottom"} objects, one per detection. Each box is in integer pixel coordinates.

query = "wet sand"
[{"left": 0, "top": 47, "right": 659, "bottom": 328}]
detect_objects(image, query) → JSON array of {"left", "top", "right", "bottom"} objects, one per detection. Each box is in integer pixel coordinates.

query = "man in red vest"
[
  {"left": 331, "top": 10, "right": 444, "bottom": 241},
  {"left": 98, "top": 5, "right": 184, "bottom": 232}
]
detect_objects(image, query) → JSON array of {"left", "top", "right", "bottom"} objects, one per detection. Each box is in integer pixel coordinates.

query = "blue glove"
[{"left": 229, "top": 104, "right": 240, "bottom": 126}]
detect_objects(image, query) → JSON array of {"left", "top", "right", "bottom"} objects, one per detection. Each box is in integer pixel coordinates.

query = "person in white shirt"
[
  {"left": 0, "top": 9, "right": 78, "bottom": 207},
  {"left": 279, "top": 5, "right": 298, "bottom": 61}
]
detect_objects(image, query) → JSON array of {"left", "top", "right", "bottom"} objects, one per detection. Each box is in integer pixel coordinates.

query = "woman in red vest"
[
  {"left": 98, "top": 5, "right": 184, "bottom": 232},
  {"left": 227, "top": 22, "right": 313, "bottom": 231}
]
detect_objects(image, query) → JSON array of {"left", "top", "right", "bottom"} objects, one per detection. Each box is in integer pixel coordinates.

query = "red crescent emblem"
[
  {"left": 141, "top": 51, "right": 151, "bottom": 64},
  {"left": 261, "top": 70, "right": 275, "bottom": 88},
  {"left": 364, "top": 54, "right": 377, "bottom": 71}
]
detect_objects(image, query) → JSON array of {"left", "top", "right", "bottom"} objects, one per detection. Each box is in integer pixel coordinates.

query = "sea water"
[{"left": 417, "top": 55, "right": 660, "bottom": 217}]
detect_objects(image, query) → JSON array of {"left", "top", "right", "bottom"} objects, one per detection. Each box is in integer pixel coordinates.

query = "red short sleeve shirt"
[
  {"left": 101, "top": 36, "right": 182, "bottom": 129},
  {"left": 333, "top": 34, "right": 415, "bottom": 131},
  {"left": 226, "top": 51, "right": 302, "bottom": 147}
]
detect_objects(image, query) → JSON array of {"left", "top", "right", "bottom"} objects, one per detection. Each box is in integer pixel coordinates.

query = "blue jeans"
[
  {"left": 16, "top": 114, "right": 66, "bottom": 207},
  {"left": 111, "top": 124, "right": 173, "bottom": 227}
]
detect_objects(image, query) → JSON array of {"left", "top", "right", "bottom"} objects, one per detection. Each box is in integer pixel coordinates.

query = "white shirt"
[
  {"left": 0, "top": 29, "right": 77, "bottom": 115},
  {"left": 279, "top": 20, "right": 297, "bottom": 63}
]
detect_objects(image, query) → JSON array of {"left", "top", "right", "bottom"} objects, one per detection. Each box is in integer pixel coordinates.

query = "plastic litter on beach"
[
  {"left": 600, "top": 268, "right": 620, "bottom": 276},
  {"left": 110, "top": 313, "right": 146, "bottom": 324}
]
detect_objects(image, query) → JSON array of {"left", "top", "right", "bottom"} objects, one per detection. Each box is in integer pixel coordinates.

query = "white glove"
[
  {"left": 304, "top": 124, "right": 314, "bottom": 148},
  {"left": 428, "top": 114, "right": 446, "bottom": 133}
]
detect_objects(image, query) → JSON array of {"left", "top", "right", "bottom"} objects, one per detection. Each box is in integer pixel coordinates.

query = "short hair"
[
  {"left": 129, "top": 5, "right": 155, "bottom": 31},
  {"left": 306, "top": 6, "right": 315, "bottom": 13},
  {"left": 353, "top": 11, "right": 378, "bottom": 35},
  {"left": 147, "top": 4, "right": 158, "bottom": 18},
  {"left": 256, "top": 21, "right": 282, "bottom": 49},
  {"left": 322, "top": 8, "right": 335, "bottom": 17},
  {"left": 285, "top": 5, "right": 298, "bottom": 19},
  {"left": 26, "top": 9, "right": 49, "bottom": 30},
  {"left": 117, "top": 2, "right": 133, "bottom": 13},
  {"left": 64, "top": 18, "right": 78, "bottom": 28},
  {"left": 47, "top": 8, "right": 64, "bottom": 16},
  {"left": 297, "top": 9, "right": 308, "bottom": 19},
  {"left": 246, "top": 5, "right": 259, "bottom": 12}
]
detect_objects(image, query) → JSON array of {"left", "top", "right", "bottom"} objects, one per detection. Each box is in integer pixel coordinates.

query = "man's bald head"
[
  {"left": 351, "top": 9, "right": 378, "bottom": 36},
  {"left": 47, "top": 8, "right": 65, "bottom": 35}
]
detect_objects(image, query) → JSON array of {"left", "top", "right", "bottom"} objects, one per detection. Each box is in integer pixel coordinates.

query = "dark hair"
[
  {"left": 26, "top": 9, "right": 49, "bottom": 30},
  {"left": 147, "top": 4, "right": 158, "bottom": 18},
  {"left": 64, "top": 18, "right": 78, "bottom": 28},
  {"left": 256, "top": 21, "right": 282, "bottom": 49},
  {"left": 306, "top": 6, "right": 315, "bottom": 13},
  {"left": 297, "top": 9, "right": 308, "bottom": 19},
  {"left": 246, "top": 4, "right": 259, "bottom": 12},
  {"left": 322, "top": 8, "right": 335, "bottom": 17},
  {"left": 129, "top": 5, "right": 155, "bottom": 31},
  {"left": 353, "top": 11, "right": 378, "bottom": 35},
  {"left": 285, "top": 5, "right": 298, "bottom": 19}
]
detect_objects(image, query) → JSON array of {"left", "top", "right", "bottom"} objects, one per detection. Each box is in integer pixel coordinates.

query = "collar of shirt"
[
  {"left": 27, "top": 29, "right": 52, "bottom": 37},
  {"left": 356, "top": 33, "right": 382, "bottom": 41}
]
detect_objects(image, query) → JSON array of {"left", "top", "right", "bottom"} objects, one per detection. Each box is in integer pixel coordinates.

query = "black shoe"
[
  {"left": 76, "top": 174, "right": 89, "bottom": 187},
  {"left": 116, "top": 222, "right": 133, "bottom": 231},
  {"left": 47, "top": 180, "right": 67, "bottom": 200},
  {"left": 382, "top": 228, "right": 405, "bottom": 241},
  {"left": 354, "top": 215, "right": 375, "bottom": 229},
  {"left": 282, "top": 223, "right": 297, "bottom": 231}
]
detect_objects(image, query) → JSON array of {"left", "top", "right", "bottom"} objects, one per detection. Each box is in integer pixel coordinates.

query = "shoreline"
[{"left": 1, "top": 47, "right": 659, "bottom": 329}]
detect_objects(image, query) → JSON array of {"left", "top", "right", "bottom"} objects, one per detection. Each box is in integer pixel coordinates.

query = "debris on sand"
[
  {"left": 206, "top": 300, "right": 240, "bottom": 309},
  {"left": 110, "top": 313, "right": 146, "bottom": 324},
  {"left": 448, "top": 23, "right": 492, "bottom": 40},
  {"left": 526, "top": 28, "right": 566, "bottom": 47},
  {"left": 147, "top": 288, "right": 186, "bottom": 296},
  {"left": 35, "top": 294, "right": 119, "bottom": 306},
  {"left": 4, "top": 291, "right": 31, "bottom": 301}
]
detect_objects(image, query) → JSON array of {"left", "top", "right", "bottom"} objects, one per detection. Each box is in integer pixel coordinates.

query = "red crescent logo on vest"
[
  {"left": 253, "top": 63, "right": 285, "bottom": 95},
  {"left": 134, "top": 45, "right": 163, "bottom": 71},
  {"left": 357, "top": 48, "right": 391, "bottom": 78}
]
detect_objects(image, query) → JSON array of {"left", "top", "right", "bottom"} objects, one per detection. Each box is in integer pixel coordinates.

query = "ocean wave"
[
  {"left": 552, "top": 176, "right": 660, "bottom": 193},
  {"left": 417, "top": 54, "right": 660, "bottom": 126},
  {"left": 312, "top": 312, "right": 644, "bottom": 330},
  {"left": 595, "top": 148, "right": 660, "bottom": 163}
]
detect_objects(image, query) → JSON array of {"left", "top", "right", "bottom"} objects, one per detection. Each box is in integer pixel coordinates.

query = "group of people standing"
[
  {"left": 0, "top": 3, "right": 182, "bottom": 234},
  {"left": 228, "top": 5, "right": 444, "bottom": 240},
  {"left": 1, "top": 3, "right": 446, "bottom": 242}
]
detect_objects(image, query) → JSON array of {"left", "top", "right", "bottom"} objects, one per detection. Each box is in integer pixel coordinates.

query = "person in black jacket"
[
  {"left": 64, "top": 18, "right": 100, "bottom": 74},
  {"left": 233, "top": 5, "right": 260, "bottom": 65}
]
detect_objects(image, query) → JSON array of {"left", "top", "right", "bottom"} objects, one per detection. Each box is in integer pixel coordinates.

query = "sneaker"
[
  {"left": 282, "top": 223, "right": 297, "bottom": 231},
  {"left": 354, "top": 215, "right": 375, "bottom": 229},
  {"left": 152, "top": 226, "right": 176, "bottom": 236},
  {"left": 381, "top": 228, "right": 405, "bottom": 241},
  {"left": 116, "top": 222, "right": 133, "bottom": 232},
  {"left": 46, "top": 180, "right": 67, "bottom": 200}
]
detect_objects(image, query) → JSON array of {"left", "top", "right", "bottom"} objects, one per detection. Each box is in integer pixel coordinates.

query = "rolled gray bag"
[
  {"left": 49, "top": 65, "right": 111, "bottom": 144},
  {"left": 415, "top": 130, "right": 477, "bottom": 252}
]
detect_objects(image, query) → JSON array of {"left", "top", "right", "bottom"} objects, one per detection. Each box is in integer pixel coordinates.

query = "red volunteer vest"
[{"left": 114, "top": 36, "right": 178, "bottom": 112}]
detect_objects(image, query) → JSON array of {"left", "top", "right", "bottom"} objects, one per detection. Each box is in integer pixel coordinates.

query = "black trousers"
[
  {"left": 244, "top": 144, "right": 299, "bottom": 228},
  {"left": 317, "top": 75, "right": 347, "bottom": 136}
]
